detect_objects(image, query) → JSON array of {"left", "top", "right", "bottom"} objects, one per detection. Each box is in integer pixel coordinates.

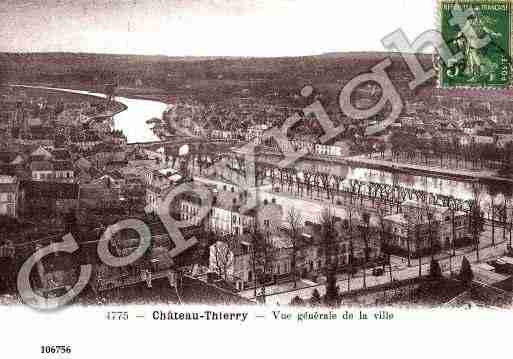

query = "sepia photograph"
[{"left": 1, "top": 0, "right": 513, "bottom": 357}]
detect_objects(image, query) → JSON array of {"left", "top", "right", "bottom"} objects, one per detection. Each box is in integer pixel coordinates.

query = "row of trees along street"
[{"left": 386, "top": 128, "right": 513, "bottom": 175}]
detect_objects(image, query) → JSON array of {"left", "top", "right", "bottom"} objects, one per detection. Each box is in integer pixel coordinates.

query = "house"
[
  {"left": 0, "top": 151, "right": 25, "bottom": 166},
  {"left": 30, "top": 160, "right": 54, "bottom": 181},
  {"left": 208, "top": 218, "right": 360, "bottom": 291},
  {"left": 69, "top": 131, "right": 102, "bottom": 151},
  {"left": 29, "top": 146, "right": 53, "bottom": 160},
  {"left": 384, "top": 200, "right": 468, "bottom": 255},
  {"left": 51, "top": 148, "right": 72, "bottom": 161},
  {"left": 80, "top": 181, "right": 120, "bottom": 208},
  {"left": 20, "top": 126, "right": 55, "bottom": 147},
  {"left": 245, "top": 124, "right": 269, "bottom": 144},
  {"left": 179, "top": 183, "right": 283, "bottom": 236},
  {"left": 90, "top": 171, "right": 126, "bottom": 197},
  {"left": 20, "top": 180, "right": 80, "bottom": 216},
  {"left": 91, "top": 148, "right": 126, "bottom": 169},
  {"left": 459, "top": 135, "right": 495, "bottom": 146},
  {"left": 75, "top": 163, "right": 103, "bottom": 184},
  {"left": 472, "top": 135, "right": 495, "bottom": 144},
  {"left": 0, "top": 175, "right": 19, "bottom": 218},
  {"left": 145, "top": 170, "right": 174, "bottom": 214},
  {"left": 53, "top": 161, "right": 75, "bottom": 182}
]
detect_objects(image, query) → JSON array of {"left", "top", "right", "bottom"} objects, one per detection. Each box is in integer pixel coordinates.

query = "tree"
[
  {"left": 318, "top": 206, "right": 340, "bottom": 306},
  {"left": 310, "top": 288, "right": 322, "bottom": 306},
  {"left": 359, "top": 211, "right": 371, "bottom": 289},
  {"left": 423, "top": 202, "right": 439, "bottom": 261},
  {"left": 211, "top": 238, "right": 235, "bottom": 280},
  {"left": 376, "top": 204, "right": 393, "bottom": 283},
  {"left": 404, "top": 210, "right": 421, "bottom": 271},
  {"left": 286, "top": 207, "right": 303, "bottom": 289},
  {"left": 469, "top": 188, "right": 484, "bottom": 261},
  {"left": 290, "top": 295, "right": 305, "bottom": 306},
  {"left": 459, "top": 256, "right": 473, "bottom": 285},
  {"left": 429, "top": 259, "right": 442, "bottom": 279},
  {"left": 248, "top": 222, "right": 276, "bottom": 304}
]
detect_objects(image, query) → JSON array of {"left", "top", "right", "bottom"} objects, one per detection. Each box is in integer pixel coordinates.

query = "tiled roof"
[
  {"left": 75, "top": 273, "right": 253, "bottom": 305},
  {"left": 53, "top": 160, "right": 74, "bottom": 171},
  {"left": 30, "top": 160, "right": 53, "bottom": 171},
  {"left": 51, "top": 149, "right": 71, "bottom": 161},
  {"left": 21, "top": 180, "right": 79, "bottom": 199}
]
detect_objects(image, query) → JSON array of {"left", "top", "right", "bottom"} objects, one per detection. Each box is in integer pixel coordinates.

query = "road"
[{"left": 240, "top": 228, "right": 510, "bottom": 305}]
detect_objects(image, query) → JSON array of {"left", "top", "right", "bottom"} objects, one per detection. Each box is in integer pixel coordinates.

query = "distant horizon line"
[{"left": 0, "top": 50, "right": 431, "bottom": 59}]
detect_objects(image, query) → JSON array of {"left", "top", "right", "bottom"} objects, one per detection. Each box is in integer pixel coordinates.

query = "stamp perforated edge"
[{"left": 435, "top": 0, "right": 513, "bottom": 90}]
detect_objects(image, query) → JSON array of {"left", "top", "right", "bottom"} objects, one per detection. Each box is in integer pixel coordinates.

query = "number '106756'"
[{"left": 40, "top": 345, "right": 72, "bottom": 354}]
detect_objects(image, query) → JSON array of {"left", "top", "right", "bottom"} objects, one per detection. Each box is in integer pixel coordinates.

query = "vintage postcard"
[{"left": 0, "top": 0, "right": 512, "bottom": 358}]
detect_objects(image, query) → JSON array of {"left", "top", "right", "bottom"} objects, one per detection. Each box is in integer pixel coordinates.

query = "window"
[
  {"left": 264, "top": 219, "right": 270, "bottom": 227},
  {"left": 6, "top": 204, "right": 15, "bottom": 217}
]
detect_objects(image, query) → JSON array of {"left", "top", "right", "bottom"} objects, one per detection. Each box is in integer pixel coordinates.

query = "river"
[
  {"left": 12, "top": 85, "right": 167, "bottom": 143},
  {"left": 13, "top": 85, "right": 509, "bottom": 203}
]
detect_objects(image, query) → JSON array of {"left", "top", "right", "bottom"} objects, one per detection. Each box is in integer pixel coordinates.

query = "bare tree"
[
  {"left": 483, "top": 197, "right": 495, "bottom": 247},
  {"left": 422, "top": 202, "right": 439, "bottom": 261},
  {"left": 286, "top": 206, "right": 303, "bottom": 289},
  {"left": 318, "top": 206, "right": 339, "bottom": 306},
  {"left": 376, "top": 204, "right": 393, "bottom": 283},
  {"left": 505, "top": 196, "right": 513, "bottom": 248},
  {"left": 247, "top": 221, "right": 276, "bottom": 304},
  {"left": 358, "top": 211, "right": 371, "bottom": 289},
  {"left": 470, "top": 187, "right": 485, "bottom": 262},
  {"left": 210, "top": 236, "right": 235, "bottom": 280},
  {"left": 404, "top": 210, "right": 421, "bottom": 274}
]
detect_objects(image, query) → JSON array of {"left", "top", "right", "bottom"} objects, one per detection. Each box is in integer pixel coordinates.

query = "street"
[{"left": 240, "top": 227, "right": 510, "bottom": 305}]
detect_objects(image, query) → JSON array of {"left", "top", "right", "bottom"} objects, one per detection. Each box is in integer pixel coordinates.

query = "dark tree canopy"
[
  {"left": 459, "top": 256, "right": 474, "bottom": 285},
  {"left": 310, "top": 288, "right": 322, "bottom": 306},
  {"left": 290, "top": 295, "right": 305, "bottom": 306},
  {"left": 429, "top": 259, "right": 442, "bottom": 279}
]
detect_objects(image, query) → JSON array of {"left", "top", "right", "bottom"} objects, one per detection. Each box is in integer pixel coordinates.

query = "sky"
[{"left": 0, "top": 0, "right": 434, "bottom": 56}]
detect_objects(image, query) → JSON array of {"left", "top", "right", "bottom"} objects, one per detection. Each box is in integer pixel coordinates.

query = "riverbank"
[
  {"left": 9, "top": 84, "right": 168, "bottom": 143},
  {"left": 10, "top": 84, "right": 128, "bottom": 121},
  {"left": 348, "top": 155, "right": 513, "bottom": 185}
]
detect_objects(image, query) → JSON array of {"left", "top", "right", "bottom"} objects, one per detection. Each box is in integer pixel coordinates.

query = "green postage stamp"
[{"left": 438, "top": 0, "right": 512, "bottom": 88}]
